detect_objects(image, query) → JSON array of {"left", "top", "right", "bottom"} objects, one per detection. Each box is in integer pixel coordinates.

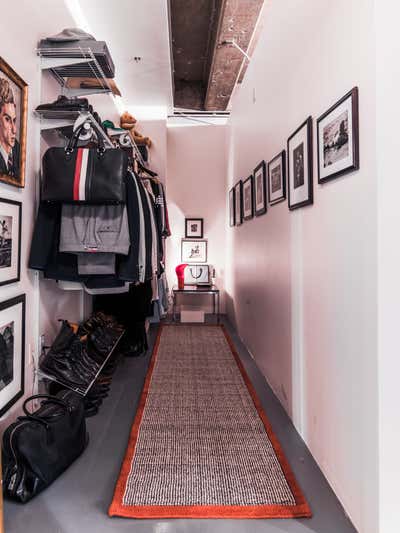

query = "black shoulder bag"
[{"left": 41, "top": 125, "right": 127, "bottom": 204}]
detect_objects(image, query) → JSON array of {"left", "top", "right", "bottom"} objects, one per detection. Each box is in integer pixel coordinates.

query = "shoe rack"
[{"left": 36, "top": 330, "right": 125, "bottom": 397}]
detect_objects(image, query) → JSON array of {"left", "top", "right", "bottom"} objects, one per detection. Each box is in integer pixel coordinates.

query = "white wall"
[
  {"left": 166, "top": 123, "right": 227, "bottom": 312},
  {"left": 376, "top": 1, "right": 400, "bottom": 532},
  {"left": 226, "top": 1, "right": 378, "bottom": 532}
]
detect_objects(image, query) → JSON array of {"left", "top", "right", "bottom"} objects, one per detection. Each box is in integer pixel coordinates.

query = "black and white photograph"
[
  {"left": 287, "top": 117, "right": 313, "bottom": 210},
  {"left": 0, "top": 320, "right": 14, "bottom": 391},
  {"left": 229, "top": 187, "right": 236, "bottom": 226},
  {"left": 268, "top": 150, "right": 286, "bottom": 205},
  {"left": 234, "top": 180, "right": 243, "bottom": 226},
  {"left": 0, "top": 294, "right": 25, "bottom": 417},
  {"left": 243, "top": 175, "right": 254, "bottom": 220},
  {"left": 254, "top": 160, "right": 267, "bottom": 216},
  {"left": 0, "top": 57, "right": 28, "bottom": 188},
  {"left": 0, "top": 198, "right": 21, "bottom": 286},
  {"left": 317, "top": 87, "right": 359, "bottom": 183},
  {"left": 185, "top": 218, "right": 204, "bottom": 238},
  {"left": 181, "top": 239, "right": 208, "bottom": 263}
]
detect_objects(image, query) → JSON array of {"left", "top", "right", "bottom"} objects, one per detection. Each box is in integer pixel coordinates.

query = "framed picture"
[
  {"left": 0, "top": 294, "right": 25, "bottom": 417},
  {"left": 185, "top": 218, "right": 204, "bottom": 238},
  {"left": 242, "top": 175, "right": 254, "bottom": 220},
  {"left": 287, "top": 116, "right": 313, "bottom": 210},
  {"left": 234, "top": 180, "right": 243, "bottom": 226},
  {"left": 254, "top": 161, "right": 267, "bottom": 216},
  {"left": 0, "top": 198, "right": 21, "bottom": 287},
  {"left": 229, "top": 187, "right": 236, "bottom": 226},
  {"left": 181, "top": 239, "right": 207, "bottom": 263},
  {"left": 0, "top": 57, "right": 28, "bottom": 188},
  {"left": 268, "top": 150, "right": 286, "bottom": 205},
  {"left": 317, "top": 87, "right": 359, "bottom": 183}
]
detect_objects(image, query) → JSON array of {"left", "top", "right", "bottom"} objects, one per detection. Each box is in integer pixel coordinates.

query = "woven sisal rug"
[{"left": 109, "top": 324, "right": 311, "bottom": 519}]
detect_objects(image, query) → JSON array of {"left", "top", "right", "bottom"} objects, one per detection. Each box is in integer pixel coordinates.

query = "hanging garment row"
[{"left": 29, "top": 115, "right": 171, "bottom": 303}]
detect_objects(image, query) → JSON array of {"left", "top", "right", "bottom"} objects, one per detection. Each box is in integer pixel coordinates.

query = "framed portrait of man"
[{"left": 0, "top": 57, "right": 28, "bottom": 188}]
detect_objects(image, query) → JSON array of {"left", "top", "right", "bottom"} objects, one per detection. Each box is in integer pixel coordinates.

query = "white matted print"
[
  {"left": 317, "top": 87, "right": 359, "bottom": 183},
  {"left": 181, "top": 239, "right": 207, "bottom": 263},
  {"left": 287, "top": 117, "right": 313, "bottom": 210},
  {"left": 234, "top": 180, "right": 243, "bottom": 226},
  {"left": 185, "top": 218, "right": 203, "bottom": 238},
  {"left": 268, "top": 150, "right": 286, "bottom": 205},
  {"left": 0, "top": 294, "right": 25, "bottom": 417},
  {"left": 0, "top": 198, "right": 21, "bottom": 286},
  {"left": 242, "top": 175, "right": 254, "bottom": 221},
  {"left": 254, "top": 161, "right": 267, "bottom": 216}
]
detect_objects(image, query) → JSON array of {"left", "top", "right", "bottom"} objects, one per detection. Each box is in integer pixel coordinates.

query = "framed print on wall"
[
  {"left": 0, "top": 57, "right": 28, "bottom": 188},
  {"left": 0, "top": 198, "right": 21, "bottom": 287},
  {"left": 229, "top": 187, "right": 236, "bottom": 227},
  {"left": 181, "top": 239, "right": 208, "bottom": 263},
  {"left": 185, "top": 218, "right": 204, "bottom": 238},
  {"left": 268, "top": 150, "right": 286, "bottom": 205},
  {"left": 317, "top": 87, "right": 359, "bottom": 183},
  {"left": 254, "top": 160, "right": 267, "bottom": 216},
  {"left": 234, "top": 180, "right": 243, "bottom": 226},
  {"left": 0, "top": 294, "right": 25, "bottom": 417},
  {"left": 287, "top": 116, "right": 313, "bottom": 210},
  {"left": 242, "top": 175, "right": 254, "bottom": 221}
]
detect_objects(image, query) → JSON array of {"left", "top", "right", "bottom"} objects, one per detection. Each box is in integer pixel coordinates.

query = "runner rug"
[{"left": 109, "top": 324, "right": 311, "bottom": 519}]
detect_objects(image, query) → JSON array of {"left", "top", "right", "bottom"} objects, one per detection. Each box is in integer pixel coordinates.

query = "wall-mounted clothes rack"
[{"left": 107, "top": 128, "right": 146, "bottom": 167}]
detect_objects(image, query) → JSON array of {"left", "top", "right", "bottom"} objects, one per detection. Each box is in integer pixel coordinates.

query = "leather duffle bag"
[
  {"left": 41, "top": 125, "right": 127, "bottom": 204},
  {"left": 2, "top": 391, "right": 88, "bottom": 503}
]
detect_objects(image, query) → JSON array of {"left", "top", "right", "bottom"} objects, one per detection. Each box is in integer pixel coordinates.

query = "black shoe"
[{"left": 36, "top": 95, "right": 91, "bottom": 112}]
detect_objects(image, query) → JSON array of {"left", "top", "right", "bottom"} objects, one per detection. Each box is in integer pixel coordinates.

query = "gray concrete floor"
[{"left": 4, "top": 317, "right": 357, "bottom": 533}]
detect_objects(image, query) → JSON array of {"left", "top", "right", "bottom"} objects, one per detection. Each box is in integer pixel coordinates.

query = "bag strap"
[
  {"left": 65, "top": 122, "right": 105, "bottom": 155},
  {"left": 22, "top": 394, "right": 70, "bottom": 417}
]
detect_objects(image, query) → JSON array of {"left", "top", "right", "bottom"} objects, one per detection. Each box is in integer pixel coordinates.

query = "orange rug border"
[{"left": 108, "top": 324, "right": 312, "bottom": 519}]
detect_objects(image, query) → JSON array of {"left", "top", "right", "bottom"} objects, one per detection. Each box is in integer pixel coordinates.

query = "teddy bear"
[{"left": 120, "top": 111, "right": 152, "bottom": 147}]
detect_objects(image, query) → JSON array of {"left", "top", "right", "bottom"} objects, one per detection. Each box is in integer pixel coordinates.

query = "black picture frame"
[
  {"left": 0, "top": 197, "right": 21, "bottom": 287},
  {"left": 254, "top": 161, "right": 267, "bottom": 216},
  {"left": 234, "top": 180, "right": 243, "bottom": 226},
  {"left": 181, "top": 239, "right": 208, "bottom": 263},
  {"left": 242, "top": 175, "right": 254, "bottom": 221},
  {"left": 317, "top": 87, "right": 359, "bottom": 183},
  {"left": 185, "top": 218, "right": 204, "bottom": 238},
  {"left": 268, "top": 150, "right": 286, "bottom": 205},
  {"left": 287, "top": 116, "right": 313, "bottom": 210},
  {"left": 0, "top": 294, "right": 25, "bottom": 417},
  {"left": 229, "top": 187, "right": 236, "bottom": 226}
]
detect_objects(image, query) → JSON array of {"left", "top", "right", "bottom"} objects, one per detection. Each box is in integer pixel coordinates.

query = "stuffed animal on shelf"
[{"left": 119, "top": 111, "right": 152, "bottom": 148}]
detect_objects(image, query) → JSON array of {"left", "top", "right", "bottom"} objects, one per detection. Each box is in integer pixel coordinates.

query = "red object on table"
[{"left": 175, "top": 263, "right": 188, "bottom": 289}]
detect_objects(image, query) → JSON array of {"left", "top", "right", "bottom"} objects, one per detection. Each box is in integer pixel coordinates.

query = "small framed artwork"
[
  {"left": 242, "top": 175, "right": 254, "bottom": 221},
  {"left": 0, "top": 294, "right": 25, "bottom": 417},
  {"left": 254, "top": 161, "right": 267, "bottom": 216},
  {"left": 0, "top": 197, "right": 21, "bottom": 287},
  {"left": 287, "top": 116, "right": 313, "bottom": 210},
  {"left": 0, "top": 57, "right": 28, "bottom": 188},
  {"left": 185, "top": 218, "right": 204, "bottom": 238},
  {"left": 229, "top": 187, "right": 236, "bottom": 227},
  {"left": 268, "top": 150, "right": 286, "bottom": 205},
  {"left": 317, "top": 87, "right": 359, "bottom": 183},
  {"left": 234, "top": 180, "right": 243, "bottom": 226},
  {"left": 181, "top": 239, "right": 207, "bottom": 263}
]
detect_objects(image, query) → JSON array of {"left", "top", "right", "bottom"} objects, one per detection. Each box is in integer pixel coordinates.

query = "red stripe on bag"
[{"left": 73, "top": 148, "right": 83, "bottom": 201}]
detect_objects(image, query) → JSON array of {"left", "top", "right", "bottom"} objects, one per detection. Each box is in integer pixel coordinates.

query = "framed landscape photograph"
[
  {"left": 287, "top": 117, "right": 313, "bottom": 210},
  {"left": 0, "top": 294, "right": 25, "bottom": 417},
  {"left": 268, "top": 150, "right": 286, "bottom": 205},
  {"left": 181, "top": 239, "right": 207, "bottom": 263},
  {"left": 229, "top": 187, "right": 236, "bottom": 226},
  {"left": 254, "top": 161, "right": 267, "bottom": 216},
  {"left": 0, "top": 57, "right": 28, "bottom": 188},
  {"left": 185, "top": 218, "right": 204, "bottom": 238},
  {"left": 242, "top": 175, "right": 254, "bottom": 221},
  {"left": 0, "top": 198, "right": 21, "bottom": 287},
  {"left": 234, "top": 180, "right": 243, "bottom": 226},
  {"left": 317, "top": 87, "right": 359, "bottom": 183}
]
